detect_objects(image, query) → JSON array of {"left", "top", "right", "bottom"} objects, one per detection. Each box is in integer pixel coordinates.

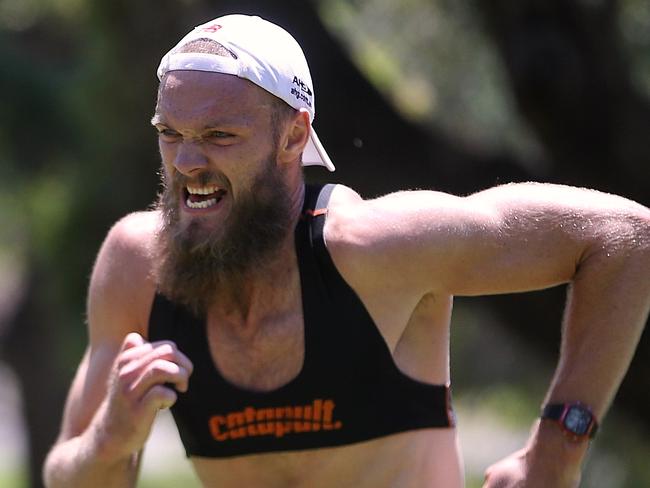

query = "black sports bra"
[{"left": 148, "top": 183, "right": 455, "bottom": 458}]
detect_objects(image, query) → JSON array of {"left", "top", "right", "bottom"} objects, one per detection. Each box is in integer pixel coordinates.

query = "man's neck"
[{"left": 205, "top": 182, "right": 305, "bottom": 336}]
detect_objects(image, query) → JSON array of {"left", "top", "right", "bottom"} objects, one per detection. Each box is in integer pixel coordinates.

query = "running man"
[{"left": 43, "top": 14, "right": 650, "bottom": 488}]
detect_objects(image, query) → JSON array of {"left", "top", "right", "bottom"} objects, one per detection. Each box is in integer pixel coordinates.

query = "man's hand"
[
  {"left": 483, "top": 448, "right": 583, "bottom": 488},
  {"left": 483, "top": 448, "right": 528, "bottom": 488},
  {"left": 90, "top": 333, "right": 193, "bottom": 461},
  {"left": 482, "top": 422, "right": 587, "bottom": 488}
]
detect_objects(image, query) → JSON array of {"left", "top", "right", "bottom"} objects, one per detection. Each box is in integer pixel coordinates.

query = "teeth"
[
  {"left": 186, "top": 197, "right": 218, "bottom": 209},
  {"left": 187, "top": 185, "right": 219, "bottom": 195}
]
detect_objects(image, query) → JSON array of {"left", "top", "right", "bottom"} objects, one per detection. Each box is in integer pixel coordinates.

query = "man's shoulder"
[
  {"left": 322, "top": 185, "right": 390, "bottom": 283},
  {"left": 100, "top": 209, "right": 161, "bottom": 281},
  {"left": 323, "top": 183, "right": 362, "bottom": 231},
  {"left": 320, "top": 184, "right": 363, "bottom": 249},
  {"left": 100, "top": 210, "right": 161, "bottom": 266},
  {"left": 108, "top": 210, "right": 161, "bottom": 245},
  {"left": 322, "top": 186, "right": 458, "bottom": 292},
  {"left": 324, "top": 185, "right": 434, "bottom": 245},
  {"left": 328, "top": 184, "right": 363, "bottom": 206},
  {"left": 88, "top": 210, "right": 161, "bottom": 335}
]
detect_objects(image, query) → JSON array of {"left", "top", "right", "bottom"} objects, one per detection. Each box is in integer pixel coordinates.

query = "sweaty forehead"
[{"left": 156, "top": 70, "right": 273, "bottom": 124}]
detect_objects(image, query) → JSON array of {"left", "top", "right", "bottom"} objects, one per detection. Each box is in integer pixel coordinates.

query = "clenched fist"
[{"left": 91, "top": 333, "right": 193, "bottom": 460}]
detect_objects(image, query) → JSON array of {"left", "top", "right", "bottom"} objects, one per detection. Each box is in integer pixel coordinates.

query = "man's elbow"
[
  {"left": 629, "top": 206, "right": 650, "bottom": 257},
  {"left": 42, "top": 443, "right": 63, "bottom": 488},
  {"left": 618, "top": 207, "right": 650, "bottom": 280},
  {"left": 580, "top": 205, "right": 650, "bottom": 276},
  {"left": 606, "top": 205, "right": 650, "bottom": 257}
]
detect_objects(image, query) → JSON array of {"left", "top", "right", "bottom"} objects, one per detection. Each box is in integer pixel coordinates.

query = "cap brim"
[{"left": 302, "top": 129, "right": 335, "bottom": 171}]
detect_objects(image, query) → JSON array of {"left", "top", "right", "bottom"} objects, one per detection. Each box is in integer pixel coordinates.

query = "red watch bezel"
[{"left": 557, "top": 402, "right": 597, "bottom": 441}]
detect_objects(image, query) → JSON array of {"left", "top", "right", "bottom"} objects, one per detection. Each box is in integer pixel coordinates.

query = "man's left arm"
[
  {"left": 457, "top": 184, "right": 650, "bottom": 487},
  {"left": 481, "top": 193, "right": 650, "bottom": 487},
  {"left": 329, "top": 182, "right": 650, "bottom": 487}
]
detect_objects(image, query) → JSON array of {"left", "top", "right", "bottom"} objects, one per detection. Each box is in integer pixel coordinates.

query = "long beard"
[{"left": 153, "top": 156, "right": 294, "bottom": 316}]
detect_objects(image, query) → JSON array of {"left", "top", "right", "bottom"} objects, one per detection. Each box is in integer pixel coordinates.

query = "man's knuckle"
[
  {"left": 155, "top": 340, "right": 177, "bottom": 351},
  {"left": 116, "top": 366, "right": 134, "bottom": 384},
  {"left": 145, "top": 358, "right": 177, "bottom": 378},
  {"left": 156, "top": 343, "right": 175, "bottom": 355},
  {"left": 152, "top": 358, "right": 169, "bottom": 371}
]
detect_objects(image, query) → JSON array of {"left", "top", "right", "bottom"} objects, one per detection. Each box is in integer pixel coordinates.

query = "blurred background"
[{"left": 1, "top": 0, "right": 649, "bottom": 487}]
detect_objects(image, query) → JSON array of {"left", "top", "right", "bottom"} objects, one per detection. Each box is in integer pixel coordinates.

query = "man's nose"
[{"left": 173, "top": 140, "right": 208, "bottom": 176}]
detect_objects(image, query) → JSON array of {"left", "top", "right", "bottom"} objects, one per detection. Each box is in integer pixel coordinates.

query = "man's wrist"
[
  {"left": 541, "top": 402, "right": 598, "bottom": 440},
  {"left": 85, "top": 415, "right": 136, "bottom": 467},
  {"left": 525, "top": 418, "right": 589, "bottom": 483}
]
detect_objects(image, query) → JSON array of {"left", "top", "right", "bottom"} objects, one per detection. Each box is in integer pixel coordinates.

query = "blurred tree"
[
  {"left": 0, "top": 0, "right": 648, "bottom": 486},
  {"left": 472, "top": 0, "right": 650, "bottom": 426}
]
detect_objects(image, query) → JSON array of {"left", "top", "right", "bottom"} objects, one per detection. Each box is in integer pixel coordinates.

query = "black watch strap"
[
  {"left": 541, "top": 402, "right": 598, "bottom": 439},
  {"left": 542, "top": 403, "right": 566, "bottom": 420}
]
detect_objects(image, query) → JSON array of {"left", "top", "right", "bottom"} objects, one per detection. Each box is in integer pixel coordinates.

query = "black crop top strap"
[
  {"left": 300, "top": 184, "right": 456, "bottom": 432},
  {"left": 148, "top": 183, "right": 455, "bottom": 458}
]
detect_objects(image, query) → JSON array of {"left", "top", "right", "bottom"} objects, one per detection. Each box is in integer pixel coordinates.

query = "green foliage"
[
  {"left": 620, "top": 0, "right": 650, "bottom": 96},
  {"left": 319, "top": 0, "right": 542, "bottom": 163}
]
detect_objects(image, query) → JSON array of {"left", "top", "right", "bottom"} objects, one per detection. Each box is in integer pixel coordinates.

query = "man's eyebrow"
[{"left": 150, "top": 114, "right": 237, "bottom": 126}]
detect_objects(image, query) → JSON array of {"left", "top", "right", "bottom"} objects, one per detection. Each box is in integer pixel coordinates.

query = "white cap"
[{"left": 157, "top": 14, "right": 335, "bottom": 172}]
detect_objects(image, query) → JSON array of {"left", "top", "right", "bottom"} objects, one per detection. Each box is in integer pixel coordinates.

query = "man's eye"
[
  {"left": 206, "top": 130, "right": 232, "bottom": 139},
  {"left": 158, "top": 128, "right": 180, "bottom": 138}
]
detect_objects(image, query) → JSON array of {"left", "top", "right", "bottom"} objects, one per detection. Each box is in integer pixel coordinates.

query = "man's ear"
[{"left": 278, "top": 108, "right": 310, "bottom": 164}]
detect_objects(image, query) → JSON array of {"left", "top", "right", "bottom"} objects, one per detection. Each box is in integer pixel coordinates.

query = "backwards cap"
[{"left": 157, "top": 14, "right": 335, "bottom": 171}]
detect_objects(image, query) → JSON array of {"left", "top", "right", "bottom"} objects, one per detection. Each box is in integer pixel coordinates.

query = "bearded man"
[{"left": 43, "top": 14, "right": 650, "bottom": 488}]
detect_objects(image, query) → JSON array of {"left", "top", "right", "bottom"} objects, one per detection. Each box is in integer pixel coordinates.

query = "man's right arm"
[{"left": 43, "top": 212, "right": 193, "bottom": 488}]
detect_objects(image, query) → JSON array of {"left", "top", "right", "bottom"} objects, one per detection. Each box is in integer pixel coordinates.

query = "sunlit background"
[{"left": 1, "top": 1, "right": 649, "bottom": 487}]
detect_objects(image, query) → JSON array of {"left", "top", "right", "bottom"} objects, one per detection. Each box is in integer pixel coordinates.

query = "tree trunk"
[{"left": 2, "top": 265, "right": 68, "bottom": 488}]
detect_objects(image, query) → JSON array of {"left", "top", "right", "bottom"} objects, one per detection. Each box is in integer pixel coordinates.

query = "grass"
[
  {"left": 138, "top": 472, "right": 201, "bottom": 488},
  {"left": 0, "top": 471, "right": 25, "bottom": 488},
  {"left": 0, "top": 467, "right": 201, "bottom": 488}
]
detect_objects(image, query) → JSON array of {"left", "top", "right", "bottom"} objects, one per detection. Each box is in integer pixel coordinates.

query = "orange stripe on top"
[{"left": 305, "top": 208, "right": 328, "bottom": 217}]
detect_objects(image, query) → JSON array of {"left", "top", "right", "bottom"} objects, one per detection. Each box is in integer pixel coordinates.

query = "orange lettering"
[
  {"left": 313, "top": 399, "right": 322, "bottom": 431},
  {"left": 273, "top": 407, "right": 294, "bottom": 437},
  {"left": 227, "top": 411, "right": 245, "bottom": 428},
  {"left": 256, "top": 408, "right": 275, "bottom": 435},
  {"left": 227, "top": 412, "right": 246, "bottom": 439},
  {"left": 244, "top": 407, "right": 256, "bottom": 424},
  {"left": 207, "top": 398, "right": 342, "bottom": 442},
  {"left": 323, "top": 399, "right": 337, "bottom": 430},
  {"left": 208, "top": 415, "right": 229, "bottom": 441},
  {"left": 244, "top": 407, "right": 258, "bottom": 436},
  {"left": 293, "top": 406, "right": 311, "bottom": 432},
  {"left": 274, "top": 407, "right": 285, "bottom": 437}
]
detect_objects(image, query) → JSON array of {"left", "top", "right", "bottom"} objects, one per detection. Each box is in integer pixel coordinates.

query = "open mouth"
[{"left": 184, "top": 184, "right": 227, "bottom": 210}]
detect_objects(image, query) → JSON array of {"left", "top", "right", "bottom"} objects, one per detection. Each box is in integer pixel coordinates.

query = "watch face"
[{"left": 564, "top": 406, "right": 593, "bottom": 435}]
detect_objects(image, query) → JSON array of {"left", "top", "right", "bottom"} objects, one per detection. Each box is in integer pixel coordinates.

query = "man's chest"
[{"left": 205, "top": 309, "right": 306, "bottom": 392}]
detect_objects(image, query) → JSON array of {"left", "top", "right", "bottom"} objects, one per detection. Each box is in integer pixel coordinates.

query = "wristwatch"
[{"left": 541, "top": 402, "right": 598, "bottom": 441}]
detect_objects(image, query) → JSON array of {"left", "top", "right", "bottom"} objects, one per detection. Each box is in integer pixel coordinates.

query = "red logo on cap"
[{"left": 200, "top": 24, "right": 222, "bottom": 33}]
